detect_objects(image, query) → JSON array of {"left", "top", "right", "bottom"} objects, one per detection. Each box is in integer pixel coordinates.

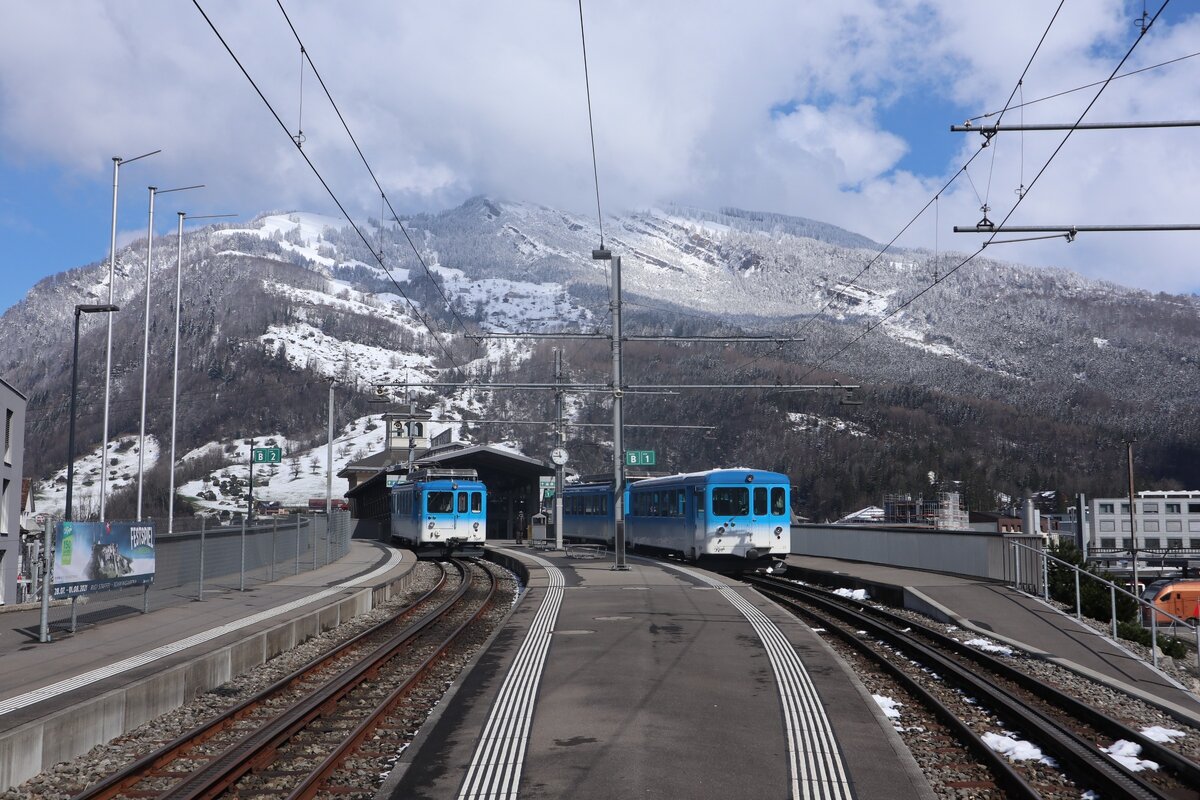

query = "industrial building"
[{"left": 1088, "top": 490, "right": 1200, "bottom": 552}]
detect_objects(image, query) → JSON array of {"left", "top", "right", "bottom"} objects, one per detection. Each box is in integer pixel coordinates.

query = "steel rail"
[
  {"left": 70, "top": 564, "right": 453, "bottom": 800},
  {"left": 748, "top": 576, "right": 1170, "bottom": 800},
  {"left": 288, "top": 560, "right": 500, "bottom": 798},
  {"left": 159, "top": 559, "right": 475, "bottom": 800},
  {"left": 751, "top": 581, "right": 1038, "bottom": 799}
]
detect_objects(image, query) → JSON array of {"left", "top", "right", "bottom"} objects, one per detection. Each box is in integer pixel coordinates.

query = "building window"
[
  {"left": 1122, "top": 538, "right": 1134, "bottom": 549},
  {"left": 1099, "top": 520, "right": 1116, "bottom": 532},
  {"left": 1167, "top": 520, "right": 1182, "bottom": 532},
  {"left": 1191, "top": 539, "right": 1200, "bottom": 549},
  {"left": 1144, "top": 521, "right": 1160, "bottom": 532},
  {"left": 1144, "top": 538, "right": 1161, "bottom": 549},
  {"left": 3, "top": 408, "right": 11, "bottom": 465},
  {"left": 1121, "top": 503, "right": 1131, "bottom": 514},
  {"left": 1190, "top": 521, "right": 1200, "bottom": 533},
  {"left": 1121, "top": 521, "right": 1131, "bottom": 532},
  {"left": 1167, "top": 538, "right": 1183, "bottom": 549},
  {"left": 0, "top": 477, "right": 7, "bottom": 533},
  {"left": 1165, "top": 503, "right": 1181, "bottom": 514},
  {"left": 1190, "top": 503, "right": 1200, "bottom": 514},
  {"left": 1142, "top": 502, "right": 1159, "bottom": 513},
  {"left": 1100, "top": 538, "right": 1116, "bottom": 549},
  {"left": 1099, "top": 503, "right": 1114, "bottom": 514}
]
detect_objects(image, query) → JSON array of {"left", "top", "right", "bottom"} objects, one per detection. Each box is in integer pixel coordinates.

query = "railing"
[
  {"left": 1010, "top": 540, "right": 1200, "bottom": 669},
  {"left": 32, "top": 511, "right": 352, "bottom": 638}
]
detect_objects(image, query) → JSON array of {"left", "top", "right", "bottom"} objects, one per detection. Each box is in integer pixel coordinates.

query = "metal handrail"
[{"left": 1010, "top": 540, "right": 1200, "bottom": 669}]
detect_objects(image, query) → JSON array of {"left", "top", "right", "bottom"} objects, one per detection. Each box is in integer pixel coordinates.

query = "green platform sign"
[
  {"left": 625, "top": 450, "right": 656, "bottom": 466},
  {"left": 252, "top": 447, "right": 282, "bottom": 464}
]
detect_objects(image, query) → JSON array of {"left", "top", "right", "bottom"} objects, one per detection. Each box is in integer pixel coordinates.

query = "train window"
[
  {"left": 457, "top": 493, "right": 469, "bottom": 513},
  {"left": 712, "top": 488, "right": 749, "bottom": 516},
  {"left": 427, "top": 492, "right": 454, "bottom": 513},
  {"left": 771, "top": 487, "right": 786, "bottom": 516},
  {"left": 754, "top": 488, "right": 767, "bottom": 516},
  {"left": 601, "top": 495, "right": 609, "bottom": 515},
  {"left": 677, "top": 491, "right": 687, "bottom": 516},
  {"left": 472, "top": 492, "right": 482, "bottom": 512}
]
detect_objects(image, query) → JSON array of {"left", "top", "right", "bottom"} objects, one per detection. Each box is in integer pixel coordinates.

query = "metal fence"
[{"left": 40, "top": 511, "right": 352, "bottom": 634}]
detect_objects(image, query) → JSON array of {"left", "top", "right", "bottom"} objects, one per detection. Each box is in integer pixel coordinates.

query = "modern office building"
[
  {"left": 0, "top": 377, "right": 27, "bottom": 605},
  {"left": 1088, "top": 491, "right": 1200, "bottom": 552}
]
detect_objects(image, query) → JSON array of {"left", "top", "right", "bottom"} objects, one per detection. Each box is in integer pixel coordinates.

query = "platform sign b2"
[
  {"left": 625, "top": 450, "right": 656, "bottom": 466},
  {"left": 252, "top": 447, "right": 282, "bottom": 464}
]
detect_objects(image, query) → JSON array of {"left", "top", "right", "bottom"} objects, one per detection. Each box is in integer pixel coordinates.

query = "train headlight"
[
  {"left": 473, "top": 522, "right": 480, "bottom": 531},
  {"left": 774, "top": 526, "right": 783, "bottom": 538},
  {"left": 716, "top": 526, "right": 725, "bottom": 535},
  {"left": 428, "top": 522, "right": 435, "bottom": 530}
]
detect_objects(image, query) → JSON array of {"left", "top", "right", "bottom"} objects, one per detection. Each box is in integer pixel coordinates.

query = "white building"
[
  {"left": 1, "top": 377, "right": 27, "bottom": 605},
  {"left": 1088, "top": 490, "right": 1200, "bottom": 551}
]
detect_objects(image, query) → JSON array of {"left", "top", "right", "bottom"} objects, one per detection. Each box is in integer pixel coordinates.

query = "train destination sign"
[
  {"left": 625, "top": 450, "right": 656, "bottom": 466},
  {"left": 252, "top": 447, "right": 283, "bottom": 464}
]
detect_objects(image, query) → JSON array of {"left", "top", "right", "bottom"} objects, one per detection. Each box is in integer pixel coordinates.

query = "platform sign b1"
[{"left": 625, "top": 450, "right": 656, "bottom": 466}]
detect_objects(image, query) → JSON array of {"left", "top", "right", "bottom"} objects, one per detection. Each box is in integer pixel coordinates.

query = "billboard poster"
[{"left": 52, "top": 521, "right": 156, "bottom": 599}]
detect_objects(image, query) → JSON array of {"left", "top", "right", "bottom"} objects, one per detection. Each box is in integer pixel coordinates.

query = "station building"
[
  {"left": 341, "top": 405, "right": 554, "bottom": 542},
  {"left": 1, "top": 377, "right": 27, "bottom": 605}
]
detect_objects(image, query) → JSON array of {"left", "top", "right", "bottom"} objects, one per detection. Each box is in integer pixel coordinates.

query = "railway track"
[
  {"left": 71, "top": 557, "right": 498, "bottom": 800},
  {"left": 747, "top": 575, "right": 1200, "bottom": 800}
]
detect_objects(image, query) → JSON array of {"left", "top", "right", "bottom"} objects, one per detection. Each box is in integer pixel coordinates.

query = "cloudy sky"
[{"left": 1, "top": 1, "right": 1197, "bottom": 313}]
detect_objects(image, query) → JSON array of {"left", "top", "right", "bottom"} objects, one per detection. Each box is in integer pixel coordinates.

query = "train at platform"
[
  {"left": 389, "top": 468, "right": 487, "bottom": 556},
  {"left": 562, "top": 468, "right": 791, "bottom": 572}
]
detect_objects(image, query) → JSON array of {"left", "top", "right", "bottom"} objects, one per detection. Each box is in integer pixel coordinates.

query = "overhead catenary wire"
[
  {"left": 794, "top": 0, "right": 1171, "bottom": 386},
  {"left": 274, "top": 1, "right": 476, "bottom": 345},
  {"left": 577, "top": 0, "right": 605, "bottom": 253},
  {"left": 191, "top": 0, "right": 466, "bottom": 375}
]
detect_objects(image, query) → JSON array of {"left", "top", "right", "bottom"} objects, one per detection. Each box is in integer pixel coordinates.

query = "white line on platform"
[
  {"left": 457, "top": 549, "right": 564, "bottom": 800},
  {"left": 655, "top": 562, "right": 853, "bottom": 800},
  {"left": 0, "top": 549, "right": 406, "bottom": 718}
]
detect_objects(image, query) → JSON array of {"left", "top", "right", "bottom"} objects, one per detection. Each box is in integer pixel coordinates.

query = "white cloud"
[{"left": 1, "top": 1, "right": 1197, "bottom": 291}]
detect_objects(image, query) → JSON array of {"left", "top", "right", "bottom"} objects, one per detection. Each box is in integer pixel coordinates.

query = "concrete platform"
[
  {"left": 0, "top": 540, "right": 417, "bottom": 791},
  {"left": 784, "top": 554, "right": 1200, "bottom": 725},
  {"left": 382, "top": 545, "right": 933, "bottom": 800}
]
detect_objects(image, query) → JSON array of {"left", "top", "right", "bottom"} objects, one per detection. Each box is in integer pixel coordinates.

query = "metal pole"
[
  {"left": 142, "top": 583, "right": 148, "bottom": 614},
  {"left": 1111, "top": 585, "right": 1118, "bottom": 639},
  {"left": 1126, "top": 440, "right": 1138, "bottom": 595},
  {"left": 136, "top": 186, "right": 157, "bottom": 520},
  {"left": 326, "top": 380, "right": 334, "bottom": 563},
  {"left": 555, "top": 349, "right": 564, "bottom": 551},
  {"left": 100, "top": 158, "right": 120, "bottom": 523},
  {"left": 271, "top": 517, "right": 277, "bottom": 582},
  {"left": 39, "top": 519, "right": 53, "bottom": 643},
  {"left": 1077, "top": 493, "right": 1088, "bottom": 557},
  {"left": 66, "top": 309, "right": 83, "bottom": 521},
  {"left": 168, "top": 212, "right": 184, "bottom": 533},
  {"left": 312, "top": 515, "right": 317, "bottom": 570},
  {"left": 248, "top": 438, "right": 254, "bottom": 523},
  {"left": 1042, "top": 549, "right": 1049, "bottom": 600},
  {"left": 1014, "top": 542, "right": 1021, "bottom": 590},
  {"left": 1080, "top": 568, "right": 1089, "bottom": 618},
  {"left": 295, "top": 516, "right": 301, "bottom": 575},
  {"left": 239, "top": 516, "right": 246, "bottom": 591},
  {"left": 198, "top": 516, "right": 205, "bottom": 600},
  {"left": 1151, "top": 606, "right": 1159, "bottom": 668},
  {"left": 70, "top": 596, "right": 77, "bottom": 634},
  {"left": 610, "top": 255, "right": 627, "bottom": 570}
]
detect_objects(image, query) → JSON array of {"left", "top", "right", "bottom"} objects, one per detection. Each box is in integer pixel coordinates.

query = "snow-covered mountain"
[{"left": 5, "top": 197, "right": 1200, "bottom": 520}]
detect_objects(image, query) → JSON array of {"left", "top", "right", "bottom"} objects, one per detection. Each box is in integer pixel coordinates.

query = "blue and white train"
[
  {"left": 563, "top": 468, "right": 791, "bottom": 571},
  {"left": 390, "top": 469, "right": 487, "bottom": 556}
]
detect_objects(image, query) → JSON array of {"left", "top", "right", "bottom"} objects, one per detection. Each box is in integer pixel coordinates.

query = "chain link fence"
[{"left": 40, "top": 511, "right": 352, "bottom": 634}]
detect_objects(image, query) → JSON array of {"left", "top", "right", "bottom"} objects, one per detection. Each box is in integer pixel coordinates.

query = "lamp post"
[
  {"left": 67, "top": 304, "right": 120, "bottom": 521},
  {"left": 100, "top": 149, "right": 159, "bottom": 522},
  {"left": 136, "top": 184, "right": 202, "bottom": 521},
  {"left": 593, "top": 246, "right": 628, "bottom": 570},
  {"left": 167, "top": 211, "right": 235, "bottom": 533}
]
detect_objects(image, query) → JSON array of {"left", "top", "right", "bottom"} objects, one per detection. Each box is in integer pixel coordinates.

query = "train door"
[
  {"left": 692, "top": 485, "right": 707, "bottom": 560},
  {"left": 751, "top": 486, "right": 769, "bottom": 549}
]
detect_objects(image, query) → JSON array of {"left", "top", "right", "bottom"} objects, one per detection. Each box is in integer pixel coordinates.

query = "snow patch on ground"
[
  {"left": 982, "top": 732, "right": 1057, "bottom": 766},
  {"left": 1140, "top": 726, "right": 1185, "bottom": 743},
  {"left": 963, "top": 638, "right": 1015, "bottom": 656},
  {"left": 833, "top": 587, "right": 869, "bottom": 601},
  {"left": 1102, "top": 740, "right": 1159, "bottom": 772},
  {"left": 872, "top": 695, "right": 902, "bottom": 719},
  {"left": 788, "top": 412, "right": 868, "bottom": 438},
  {"left": 36, "top": 435, "right": 160, "bottom": 518},
  {"left": 1093, "top": 337, "right": 1110, "bottom": 349},
  {"left": 261, "top": 322, "right": 434, "bottom": 387}
]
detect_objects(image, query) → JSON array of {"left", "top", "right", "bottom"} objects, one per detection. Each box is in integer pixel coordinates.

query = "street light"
[{"left": 67, "top": 304, "right": 120, "bottom": 521}]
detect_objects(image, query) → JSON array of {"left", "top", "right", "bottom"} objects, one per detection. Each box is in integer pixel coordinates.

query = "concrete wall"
[
  {"left": 0, "top": 553, "right": 416, "bottom": 791},
  {"left": 791, "top": 524, "right": 1044, "bottom": 589}
]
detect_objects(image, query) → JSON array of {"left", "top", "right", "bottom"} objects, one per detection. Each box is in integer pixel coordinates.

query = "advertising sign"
[{"left": 52, "top": 521, "right": 156, "bottom": 599}]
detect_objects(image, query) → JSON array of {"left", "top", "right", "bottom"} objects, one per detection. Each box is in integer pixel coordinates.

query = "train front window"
[
  {"left": 457, "top": 493, "right": 469, "bottom": 513},
  {"left": 712, "top": 488, "right": 749, "bottom": 517},
  {"left": 472, "top": 492, "right": 482, "bottom": 512},
  {"left": 754, "top": 488, "right": 767, "bottom": 516},
  {"left": 771, "top": 488, "right": 786, "bottom": 516},
  {"left": 427, "top": 492, "right": 454, "bottom": 514}
]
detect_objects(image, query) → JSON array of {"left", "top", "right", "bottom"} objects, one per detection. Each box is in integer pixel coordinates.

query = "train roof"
[
  {"left": 390, "top": 476, "right": 486, "bottom": 490},
  {"left": 629, "top": 468, "right": 789, "bottom": 487}
]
